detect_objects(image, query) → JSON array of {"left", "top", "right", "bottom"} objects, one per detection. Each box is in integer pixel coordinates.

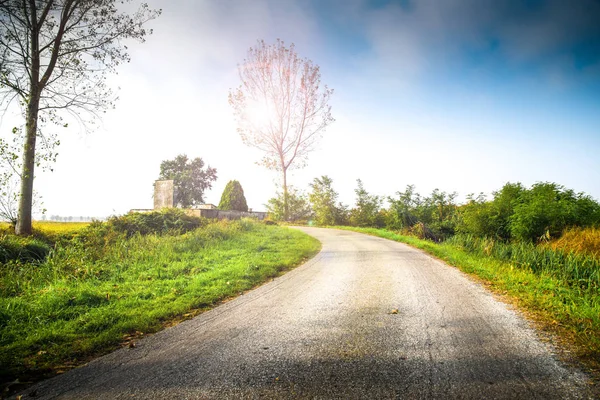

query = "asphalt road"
[{"left": 16, "top": 227, "right": 594, "bottom": 399}]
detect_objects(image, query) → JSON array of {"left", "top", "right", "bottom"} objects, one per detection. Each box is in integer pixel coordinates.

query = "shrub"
[
  {"left": 105, "top": 208, "right": 206, "bottom": 237},
  {"left": 218, "top": 180, "right": 248, "bottom": 212},
  {"left": 72, "top": 209, "right": 208, "bottom": 260},
  {"left": 510, "top": 183, "right": 600, "bottom": 242},
  {"left": 266, "top": 187, "right": 312, "bottom": 222}
]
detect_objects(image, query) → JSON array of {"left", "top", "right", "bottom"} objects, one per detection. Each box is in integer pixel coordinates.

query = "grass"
[
  {"left": 548, "top": 226, "right": 600, "bottom": 259},
  {"left": 335, "top": 226, "right": 600, "bottom": 374},
  {"left": 0, "top": 219, "right": 320, "bottom": 388}
]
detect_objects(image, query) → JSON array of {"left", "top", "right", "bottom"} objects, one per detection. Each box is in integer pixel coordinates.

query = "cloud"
[{"left": 351, "top": 0, "right": 600, "bottom": 88}]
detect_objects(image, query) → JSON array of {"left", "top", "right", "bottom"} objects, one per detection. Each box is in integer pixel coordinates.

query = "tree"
[
  {"left": 0, "top": 1, "right": 161, "bottom": 235},
  {"left": 510, "top": 182, "right": 600, "bottom": 242},
  {"left": 387, "top": 185, "right": 422, "bottom": 230},
  {"left": 229, "top": 39, "right": 334, "bottom": 221},
  {"left": 349, "top": 179, "right": 383, "bottom": 227},
  {"left": 218, "top": 180, "right": 248, "bottom": 212},
  {"left": 158, "top": 154, "right": 217, "bottom": 208},
  {"left": 266, "top": 186, "right": 312, "bottom": 222},
  {"left": 309, "top": 175, "right": 347, "bottom": 226}
]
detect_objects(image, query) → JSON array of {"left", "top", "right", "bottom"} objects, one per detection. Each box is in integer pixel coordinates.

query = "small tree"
[
  {"left": 229, "top": 39, "right": 334, "bottom": 220},
  {"left": 158, "top": 154, "right": 217, "bottom": 208},
  {"left": 309, "top": 175, "right": 347, "bottom": 226},
  {"left": 218, "top": 180, "right": 248, "bottom": 212},
  {"left": 266, "top": 186, "right": 312, "bottom": 222},
  {"left": 349, "top": 179, "right": 383, "bottom": 227},
  {"left": 0, "top": 1, "right": 161, "bottom": 235}
]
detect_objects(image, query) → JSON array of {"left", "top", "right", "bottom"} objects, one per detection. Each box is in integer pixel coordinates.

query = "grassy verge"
[
  {"left": 335, "top": 226, "right": 600, "bottom": 374},
  {"left": 0, "top": 219, "right": 320, "bottom": 389}
]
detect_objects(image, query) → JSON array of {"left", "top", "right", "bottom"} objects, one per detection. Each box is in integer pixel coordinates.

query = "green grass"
[
  {"left": 336, "top": 226, "right": 600, "bottom": 371},
  {"left": 0, "top": 219, "right": 320, "bottom": 385}
]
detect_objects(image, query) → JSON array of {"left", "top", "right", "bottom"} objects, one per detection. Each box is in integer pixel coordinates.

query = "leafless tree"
[
  {"left": 0, "top": 0, "right": 161, "bottom": 235},
  {"left": 229, "top": 39, "right": 334, "bottom": 220}
]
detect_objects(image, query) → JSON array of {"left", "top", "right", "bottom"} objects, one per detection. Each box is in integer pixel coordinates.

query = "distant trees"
[
  {"left": 218, "top": 180, "right": 248, "bottom": 212},
  {"left": 158, "top": 155, "right": 217, "bottom": 208},
  {"left": 0, "top": 1, "right": 161, "bottom": 235},
  {"left": 263, "top": 175, "right": 599, "bottom": 243},
  {"left": 386, "top": 186, "right": 458, "bottom": 240},
  {"left": 229, "top": 39, "right": 334, "bottom": 220}
]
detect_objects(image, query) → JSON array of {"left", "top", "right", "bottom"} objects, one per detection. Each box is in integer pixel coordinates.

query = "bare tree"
[
  {"left": 0, "top": 0, "right": 161, "bottom": 235},
  {"left": 229, "top": 39, "right": 334, "bottom": 220}
]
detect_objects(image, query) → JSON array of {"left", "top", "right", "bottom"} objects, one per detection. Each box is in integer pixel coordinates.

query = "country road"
[{"left": 16, "top": 227, "right": 594, "bottom": 399}]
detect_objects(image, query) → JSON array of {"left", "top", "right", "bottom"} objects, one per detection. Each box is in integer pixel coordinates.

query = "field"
[
  {"left": 0, "top": 217, "right": 320, "bottom": 389},
  {"left": 337, "top": 226, "right": 600, "bottom": 373},
  {"left": 0, "top": 221, "right": 90, "bottom": 234}
]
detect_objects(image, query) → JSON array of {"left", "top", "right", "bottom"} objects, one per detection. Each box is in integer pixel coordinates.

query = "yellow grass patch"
[{"left": 549, "top": 227, "right": 600, "bottom": 259}]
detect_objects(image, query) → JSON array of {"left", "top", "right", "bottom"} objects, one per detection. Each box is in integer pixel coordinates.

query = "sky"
[{"left": 2, "top": 0, "right": 600, "bottom": 218}]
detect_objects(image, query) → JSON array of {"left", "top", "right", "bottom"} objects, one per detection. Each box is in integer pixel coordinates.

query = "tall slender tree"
[
  {"left": 0, "top": 0, "right": 161, "bottom": 235},
  {"left": 229, "top": 39, "right": 334, "bottom": 221}
]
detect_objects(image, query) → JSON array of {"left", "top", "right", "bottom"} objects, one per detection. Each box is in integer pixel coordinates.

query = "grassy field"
[
  {"left": 336, "top": 226, "right": 600, "bottom": 374},
  {"left": 0, "top": 221, "right": 90, "bottom": 234},
  {"left": 0, "top": 218, "right": 320, "bottom": 389}
]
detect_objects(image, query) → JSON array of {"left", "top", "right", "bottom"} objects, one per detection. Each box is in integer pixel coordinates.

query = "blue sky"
[{"left": 3, "top": 0, "right": 599, "bottom": 217}]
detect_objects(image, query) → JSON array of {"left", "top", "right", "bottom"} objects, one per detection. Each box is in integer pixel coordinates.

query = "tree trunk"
[
  {"left": 15, "top": 97, "right": 39, "bottom": 236},
  {"left": 282, "top": 168, "right": 289, "bottom": 221}
]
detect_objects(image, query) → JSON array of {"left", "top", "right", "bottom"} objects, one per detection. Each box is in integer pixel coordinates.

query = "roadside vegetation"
[
  {"left": 267, "top": 178, "right": 600, "bottom": 371},
  {"left": 0, "top": 210, "right": 319, "bottom": 389}
]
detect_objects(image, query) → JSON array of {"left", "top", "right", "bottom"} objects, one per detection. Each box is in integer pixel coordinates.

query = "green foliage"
[
  {"left": 309, "top": 176, "right": 347, "bottom": 226},
  {"left": 456, "top": 193, "right": 498, "bottom": 238},
  {"left": 349, "top": 179, "right": 383, "bottom": 227},
  {"left": 386, "top": 185, "right": 457, "bottom": 239},
  {"left": 448, "top": 234, "right": 599, "bottom": 290},
  {"left": 158, "top": 154, "right": 217, "bottom": 208},
  {"left": 0, "top": 234, "right": 51, "bottom": 263},
  {"left": 218, "top": 180, "right": 248, "bottom": 212},
  {"left": 0, "top": 219, "right": 319, "bottom": 385},
  {"left": 509, "top": 183, "right": 600, "bottom": 242},
  {"left": 457, "top": 182, "right": 600, "bottom": 242},
  {"left": 266, "top": 187, "right": 312, "bottom": 222}
]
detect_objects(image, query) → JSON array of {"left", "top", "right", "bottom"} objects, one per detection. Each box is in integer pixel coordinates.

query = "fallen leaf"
[{"left": 390, "top": 309, "right": 399, "bottom": 314}]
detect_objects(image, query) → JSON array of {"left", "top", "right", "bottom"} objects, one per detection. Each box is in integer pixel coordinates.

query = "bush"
[
  {"left": 266, "top": 187, "right": 312, "bottom": 222},
  {"left": 218, "top": 180, "right": 248, "bottom": 212},
  {"left": 510, "top": 183, "right": 600, "bottom": 242},
  {"left": 72, "top": 209, "right": 208, "bottom": 260},
  {"left": 105, "top": 208, "right": 207, "bottom": 237}
]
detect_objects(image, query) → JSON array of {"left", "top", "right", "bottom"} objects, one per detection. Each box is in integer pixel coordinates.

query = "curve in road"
[{"left": 16, "top": 227, "right": 594, "bottom": 399}]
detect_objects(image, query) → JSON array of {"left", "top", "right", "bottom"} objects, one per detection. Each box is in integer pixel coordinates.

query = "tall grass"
[
  {"left": 0, "top": 217, "right": 320, "bottom": 387},
  {"left": 548, "top": 227, "right": 600, "bottom": 259},
  {"left": 448, "top": 234, "right": 600, "bottom": 291}
]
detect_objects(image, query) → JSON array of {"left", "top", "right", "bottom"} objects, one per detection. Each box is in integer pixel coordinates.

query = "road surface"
[{"left": 16, "top": 227, "right": 594, "bottom": 399}]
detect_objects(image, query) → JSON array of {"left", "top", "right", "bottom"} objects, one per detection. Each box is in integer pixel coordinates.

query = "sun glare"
[{"left": 246, "top": 100, "right": 275, "bottom": 128}]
